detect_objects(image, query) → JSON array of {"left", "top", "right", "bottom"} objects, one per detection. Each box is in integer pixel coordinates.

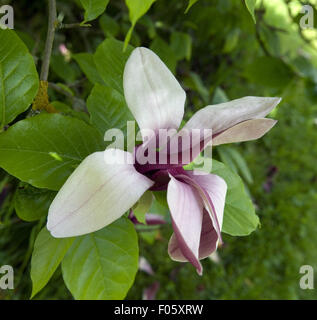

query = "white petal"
[
  {"left": 213, "top": 118, "right": 278, "bottom": 146},
  {"left": 47, "top": 150, "right": 153, "bottom": 238},
  {"left": 184, "top": 96, "right": 281, "bottom": 135},
  {"left": 123, "top": 47, "right": 186, "bottom": 137}
]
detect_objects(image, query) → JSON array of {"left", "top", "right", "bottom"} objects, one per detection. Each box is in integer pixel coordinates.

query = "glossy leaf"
[
  {"left": 31, "top": 227, "right": 74, "bottom": 298},
  {"left": 0, "top": 29, "right": 39, "bottom": 128},
  {"left": 0, "top": 113, "right": 105, "bottom": 191},
  {"left": 62, "top": 218, "right": 139, "bottom": 300}
]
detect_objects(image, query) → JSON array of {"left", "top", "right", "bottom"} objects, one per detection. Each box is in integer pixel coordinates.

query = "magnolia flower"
[{"left": 47, "top": 47, "right": 281, "bottom": 274}]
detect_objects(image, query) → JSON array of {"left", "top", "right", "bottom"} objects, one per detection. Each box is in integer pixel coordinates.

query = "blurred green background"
[{"left": 0, "top": 0, "right": 317, "bottom": 299}]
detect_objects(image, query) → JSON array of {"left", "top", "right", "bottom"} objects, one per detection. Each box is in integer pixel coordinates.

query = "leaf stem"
[{"left": 40, "top": 0, "right": 57, "bottom": 81}]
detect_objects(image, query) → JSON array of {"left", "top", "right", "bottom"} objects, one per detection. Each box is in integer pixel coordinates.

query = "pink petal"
[
  {"left": 168, "top": 208, "right": 218, "bottom": 262},
  {"left": 139, "top": 256, "right": 155, "bottom": 275},
  {"left": 175, "top": 172, "right": 227, "bottom": 243},
  {"left": 142, "top": 281, "right": 160, "bottom": 300},
  {"left": 167, "top": 176, "right": 204, "bottom": 275},
  {"left": 199, "top": 208, "right": 219, "bottom": 259},
  {"left": 145, "top": 213, "right": 166, "bottom": 225}
]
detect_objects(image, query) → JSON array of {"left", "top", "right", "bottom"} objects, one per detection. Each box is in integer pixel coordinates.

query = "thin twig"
[
  {"left": 58, "top": 22, "right": 91, "bottom": 29},
  {"left": 40, "top": 0, "right": 57, "bottom": 81}
]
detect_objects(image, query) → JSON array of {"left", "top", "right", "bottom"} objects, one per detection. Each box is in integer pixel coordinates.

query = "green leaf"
[
  {"left": 151, "top": 191, "right": 169, "bottom": 216},
  {"left": 170, "top": 32, "right": 192, "bottom": 61},
  {"left": 186, "top": 72, "right": 210, "bottom": 104},
  {"left": 87, "top": 83, "right": 133, "bottom": 135},
  {"left": 99, "top": 14, "right": 120, "bottom": 38},
  {"left": 50, "top": 54, "right": 79, "bottom": 83},
  {"left": 80, "top": 0, "right": 109, "bottom": 23},
  {"left": 0, "top": 113, "right": 105, "bottom": 191},
  {"left": 245, "top": 0, "right": 257, "bottom": 23},
  {"left": 31, "top": 227, "right": 74, "bottom": 298},
  {"left": 244, "top": 56, "right": 293, "bottom": 90},
  {"left": 212, "top": 87, "right": 229, "bottom": 104},
  {"left": 185, "top": 0, "right": 199, "bottom": 14},
  {"left": 73, "top": 53, "right": 104, "bottom": 84},
  {"left": 133, "top": 191, "right": 153, "bottom": 224},
  {"left": 223, "top": 29, "right": 240, "bottom": 53},
  {"left": 50, "top": 101, "right": 90, "bottom": 124},
  {"left": 15, "top": 183, "right": 56, "bottom": 222},
  {"left": 124, "top": 0, "right": 156, "bottom": 49},
  {"left": 0, "top": 29, "right": 39, "bottom": 128},
  {"left": 62, "top": 218, "right": 139, "bottom": 300},
  {"left": 211, "top": 160, "right": 259, "bottom": 236},
  {"left": 224, "top": 147, "right": 253, "bottom": 184},
  {"left": 150, "top": 37, "right": 178, "bottom": 73},
  {"left": 217, "top": 146, "right": 238, "bottom": 173},
  {"left": 94, "top": 38, "right": 134, "bottom": 95}
]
